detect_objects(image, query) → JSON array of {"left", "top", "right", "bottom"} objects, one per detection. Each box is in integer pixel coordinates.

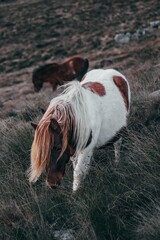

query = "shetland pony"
[
  {"left": 28, "top": 69, "right": 130, "bottom": 192},
  {"left": 32, "top": 56, "right": 89, "bottom": 92}
]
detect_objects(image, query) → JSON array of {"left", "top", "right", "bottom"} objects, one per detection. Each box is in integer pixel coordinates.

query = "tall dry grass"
[{"left": 0, "top": 67, "right": 160, "bottom": 240}]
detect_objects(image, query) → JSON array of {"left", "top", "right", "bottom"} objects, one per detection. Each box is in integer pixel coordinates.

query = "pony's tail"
[{"left": 28, "top": 109, "right": 53, "bottom": 183}]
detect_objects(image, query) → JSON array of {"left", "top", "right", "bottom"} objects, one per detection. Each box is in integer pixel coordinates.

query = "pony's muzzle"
[
  {"left": 46, "top": 181, "right": 60, "bottom": 189},
  {"left": 46, "top": 172, "right": 63, "bottom": 189},
  {"left": 46, "top": 179, "right": 60, "bottom": 189},
  {"left": 34, "top": 86, "right": 41, "bottom": 92}
]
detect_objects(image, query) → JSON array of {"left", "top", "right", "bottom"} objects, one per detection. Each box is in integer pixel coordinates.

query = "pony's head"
[
  {"left": 45, "top": 118, "right": 71, "bottom": 188},
  {"left": 32, "top": 63, "right": 59, "bottom": 92},
  {"left": 29, "top": 108, "right": 74, "bottom": 188}
]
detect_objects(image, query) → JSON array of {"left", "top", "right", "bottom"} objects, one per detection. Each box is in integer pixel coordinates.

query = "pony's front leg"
[
  {"left": 70, "top": 156, "right": 77, "bottom": 170},
  {"left": 73, "top": 149, "right": 93, "bottom": 192}
]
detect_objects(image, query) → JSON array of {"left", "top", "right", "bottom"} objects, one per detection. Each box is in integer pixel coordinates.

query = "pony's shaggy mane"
[
  {"left": 29, "top": 107, "right": 54, "bottom": 182},
  {"left": 29, "top": 81, "right": 91, "bottom": 182}
]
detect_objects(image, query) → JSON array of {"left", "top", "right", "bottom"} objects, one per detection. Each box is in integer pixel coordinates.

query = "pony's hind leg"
[
  {"left": 73, "top": 149, "right": 93, "bottom": 192},
  {"left": 113, "top": 137, "right": 122, "bottom": 164}
]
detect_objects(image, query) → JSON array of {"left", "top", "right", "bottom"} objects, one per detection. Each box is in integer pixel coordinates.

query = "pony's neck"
[
  {"left": 68, "top": 118, "right": 76, "bottom": 147},
  {"left": 67, "top": 122, "right": 92, "bottom": 155},
  {"left": 49, "top": 82, "right": 91, "bottom": 156}
]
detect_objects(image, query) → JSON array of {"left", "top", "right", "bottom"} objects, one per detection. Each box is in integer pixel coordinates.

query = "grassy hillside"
[
  {"left": 1, "top": 68, "right": 160, "bottom": 240},
  {"left": 0, "top": 0, "right": 160, "bottom": 239}
]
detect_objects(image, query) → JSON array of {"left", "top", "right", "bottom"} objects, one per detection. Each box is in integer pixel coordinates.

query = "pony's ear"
[
  {"left": 31, "top": 122, "right": 38, "bottom": 130},
  {"left": 50, "top": 118, "right": 61, "bottom": 132}
]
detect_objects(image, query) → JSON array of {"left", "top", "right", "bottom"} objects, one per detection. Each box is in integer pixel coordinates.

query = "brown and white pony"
[
  {"left": 28, "top": 69, "right": 130, "bottom": 192},
  {"left": 32, "top": 56, "right": 89, "bottom": 92}
]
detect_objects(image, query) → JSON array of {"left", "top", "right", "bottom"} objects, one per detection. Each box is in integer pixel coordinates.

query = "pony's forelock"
[{"left": 28, "top": 107, "right": 54, "bottom": 182}]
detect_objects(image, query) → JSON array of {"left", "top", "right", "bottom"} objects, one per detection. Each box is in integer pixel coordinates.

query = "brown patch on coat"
[
  {"left": 82, "top": 82, "right": 106, "bottom": 96},
  {"left": 113, "top": 76, "right": 129, "bottom": 111}
]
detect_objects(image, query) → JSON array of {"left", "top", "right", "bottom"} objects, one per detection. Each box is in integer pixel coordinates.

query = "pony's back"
[{"left": 81, "top": 68, "right": 130, "bottom": 103}]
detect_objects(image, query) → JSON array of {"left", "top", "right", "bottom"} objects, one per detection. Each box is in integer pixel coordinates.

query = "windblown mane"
[
  {"left": 29, "top": 107, "right": 54, "bottom": 182},
  {"left": 29, "top": 81, "right": 91, "bottom": 182}
]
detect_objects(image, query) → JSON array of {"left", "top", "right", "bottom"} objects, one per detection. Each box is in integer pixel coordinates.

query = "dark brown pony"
[{"left": 32, "top": 56, "right": 89, "bottom": 92}]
